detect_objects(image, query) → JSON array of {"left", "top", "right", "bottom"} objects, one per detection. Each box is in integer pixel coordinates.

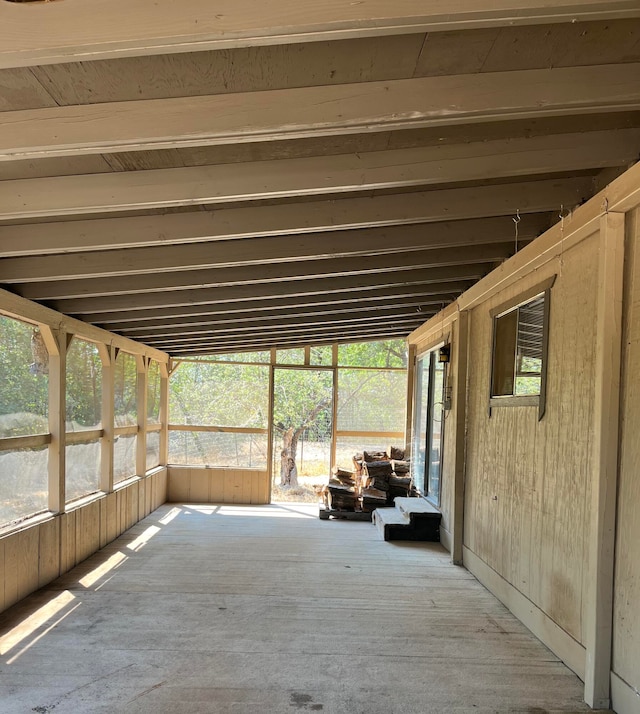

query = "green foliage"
[
  {"left": 337, "top": 339, "right": 407, "bottom": 368},
  {"left": 114, "top": 352, "right": 137, "bottom": 426},
  {"left": 273, "top": 369, "right": 333, "bottom": 441},
  {"left": 147, "top": 360, "right": 161, "bottom": 423},
  {"left": 170, "top": 361, "right": 269, "bottom": 428},
  {"left": 276, "top": 348, "right": 305, "bottom": 365},
  {"left": 66, "top": 338, "right": 102, "bottom": 428},
  {"left": 0, "top": 316, "right": 48, "bottom": 436}
]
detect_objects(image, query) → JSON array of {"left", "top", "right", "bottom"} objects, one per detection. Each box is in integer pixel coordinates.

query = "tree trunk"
[{"left": 280, "top": 426, "right": 300, "bottom": 488}]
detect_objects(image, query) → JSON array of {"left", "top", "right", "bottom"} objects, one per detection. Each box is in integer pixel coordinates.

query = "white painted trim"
[
  {"left": 439, "top": 525, "right": 452, "bottom": 554},
  {"left": 612, "top": 672, "right": 640, "bottom": 714},
  {"left": 463, "top": 546, "right": 586, "bottom": 680},
  {"left": 584, "top": 212, "right": 626, "bottom": 709}
]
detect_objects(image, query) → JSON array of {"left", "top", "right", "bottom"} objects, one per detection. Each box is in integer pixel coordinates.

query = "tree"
[
  {"left": 272, "top": 368, "right": 333, "bottom": 488},
  {"left": 167, "top": 340, "right": 408, "bottom": 483}
]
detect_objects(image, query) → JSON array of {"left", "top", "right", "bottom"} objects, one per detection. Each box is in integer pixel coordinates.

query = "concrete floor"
[{"left": 0, "top": 503, "right": 596, "bottom": 714}]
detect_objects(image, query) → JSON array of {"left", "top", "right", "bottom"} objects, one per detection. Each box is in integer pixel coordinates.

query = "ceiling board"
[
  {"left": 52, "top": 266, "right": 489, "bottom": 315},
  {"left": 3, "top": 64, "right": 640, "bottom": 160},
  {"left": 3, "top": 1, "right": 640, "bottom": 69},
  {"left": 15, "top": 242, "right": 513, "bottom": 301}
]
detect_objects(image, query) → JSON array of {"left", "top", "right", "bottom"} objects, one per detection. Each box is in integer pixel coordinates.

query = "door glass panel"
[
  {"left": 412, "top": 356, "right": 430, "bottom": 494},
  {"left": 427, "top": 359, "right": 445, "bottom": 504}
]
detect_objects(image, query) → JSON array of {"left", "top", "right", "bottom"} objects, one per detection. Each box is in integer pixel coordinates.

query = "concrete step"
[
  {"left": 395, "top": 497, "right": 440, "bottom": 517},
  {"left": 372, "top": 506, "right": 409, "bottom": 539},
  {"left": 373, "top": 497, "right": 442, "bottom": 542}
]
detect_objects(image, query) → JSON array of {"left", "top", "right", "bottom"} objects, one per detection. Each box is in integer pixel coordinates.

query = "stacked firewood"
[{"left": 321, "top": 446, "right": 413, "bottom": 512}]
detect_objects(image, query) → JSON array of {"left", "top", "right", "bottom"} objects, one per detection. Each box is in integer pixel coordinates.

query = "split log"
[
  {"left": 332, "top": 467, "right": 356, "bottom": 486},
  {"left": 328, "top": 479, "right": 357, "bottom": 511},
  {"left": 391, "top": 459, "right": 410, "bottom": 474},
  {"left": 361, "top": 487, "right": 388, "bottom": 511},
  {"left": 389, "top": 445, "right": 406, "bottom": 460},
  {"left": 363, "top": 460, "right": 392, "bottom": 491},
  {"left": 388, "top": 474, "right": 412, "bottom": 503},
  {"left": 363, "top": 450, "right": 388, "bottom": 462}
]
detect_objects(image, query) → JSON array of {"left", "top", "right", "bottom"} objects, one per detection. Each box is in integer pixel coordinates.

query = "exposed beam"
[
  {"left": 98, "top": 288, "right": 462, "bottom": 330},
  {"left": 0, "top": 130, "right": 630, "bottom": 220},
  {"left": 16, "top": 243, "right": 513, "bottom": 301},
  {"left": 168, "top": 329, "right": 414, "bottom": 357},
  {"left": 147, "top": 317, "right": 426, "bottom": 348},
  {"left": 138, "top": 312, "right": 432, "bottom": 346},
  {"left": 53, "top": 267, "right": 487, "bottom": 315},
  {"left": 2, "top": 67, "right": 640, "bottom": 160},
  {"left": 0, "top": 178, "right": 587, "bottom": 257},
  {"left": 2, "top": 1, "right": 639, "bottom": 69},
  {"left": 0, "top": 216, "right": 545, "bottom": 283},
  {"left": 118, "top": 300, "right": 442, "bottom": 339}
]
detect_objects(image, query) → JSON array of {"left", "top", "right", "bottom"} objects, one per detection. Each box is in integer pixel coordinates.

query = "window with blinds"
[{"left": 490, "top": 283, "right": 551, "bottom": 418}]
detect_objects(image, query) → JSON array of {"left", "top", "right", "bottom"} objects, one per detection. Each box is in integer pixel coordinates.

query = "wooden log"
[
  {"left": 328, "top": 479, "right": 357, "bottom": 511},
  {"left": 363, "top": 450, "right": 388, "bottom": 462},
  {"left": 391, "top": 459, "right": 410, "bottom": 474},
  {"left": 361, "top": 487, "right": 388, "bottom": 511}
]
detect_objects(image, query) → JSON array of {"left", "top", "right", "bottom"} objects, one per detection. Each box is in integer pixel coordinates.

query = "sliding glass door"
[{"left": 412, "top": 350, "right": 446, "bottom": 505}]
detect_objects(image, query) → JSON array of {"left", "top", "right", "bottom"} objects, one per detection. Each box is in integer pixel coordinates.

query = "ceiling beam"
[
  {"left": 15, "top": 243, "right": 514, "bottom": 301},
  {"left": 2, "top": 66, "right": 640, "bottom": 160},
  {"left": 0, "top": 177, "right": 587, "bottom": 257},
  {"left": 117, "top": 299, "right": 444, "bottom": 339},
  {"left": 131, "top": 314, "right": 437, "bottom": 347},
  {"left": 97, "top": 288, "right": 463, "bottom": 330},
  {"left": 0, "top": 215, "right": 545, "bottom": 283},
  {"left": 2, "top": 1, "right": 639, "bottom": 69},
  {"left": 168, "top": 328, "right": 414, "bottom": 357},
  {"left": 145, "top": 315, "right": 426, "bottom": 348},
  {"left": 53, "top": 267, "right": 486, "bottom": 315},
  {"left": 0, "top": 131, "right": 630, "bottom": 221}
]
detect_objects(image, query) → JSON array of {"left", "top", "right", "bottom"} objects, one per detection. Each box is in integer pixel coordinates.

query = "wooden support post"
[
  {"left": 451, "top": 310, "right": 469, "bottom": 566},
  {"left": 159, "top": 361, "right": 170, "bottom": 467},
  {"left": 266, "top": 365, "right": 275, "bottom": 503},
  {"left": 404, "top": 343, "right": 417, "bottom": 456},
  {"left": 584, "top": 211, "right": 625, "bottom": 709},
  {"left": 43, "top": 327, "right": 67, "bottom": 514},
  {"left": 136, "top": 355, "right": 148, "bottom": 477},
  {"left": 330, "top": 344, "right": 340, "bottom": 470},
  {"left": 100, "top": 344, "right": 115, "bottom": 493}
]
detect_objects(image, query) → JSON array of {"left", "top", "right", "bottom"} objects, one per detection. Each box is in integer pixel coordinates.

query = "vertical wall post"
[
  {"left": 136, "top": 355, "right": 149, "bottom": 477},
  {"left": 584, "top": 211, "right": 625, "bottom": 708},
  {"left": 44, "top": 327, "right": 67, "bottom": 514},
  {"left": 404, "top": 343, "right": 417, "bottom": 456},
  {"left": 159, "top": 361, "right": 170, "bottom": 466},
  {"left": 330, "top": 344, "right": 339, "bottom": 469},
  {"left": 100, "top": 344, "right": 115, "bottom": 493},
  {"left": 451, "top": 311, "right": 469, "bottom": 566},
  {"left": 266, "top": 363, "right": 275, "bottom": 503}
]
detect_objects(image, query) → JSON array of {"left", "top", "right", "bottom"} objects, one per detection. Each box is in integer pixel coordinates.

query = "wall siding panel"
[
  {"left": 167, "top": 466, "right": 270, "bottom": 505},
  {"left": 0, "top": 469, "right": 168, "bottom": 617},
  {"left": 613, "top": 208, "right": 640, "bottom": 712},
  {"left": 464, "top": 235, "right": 598, "bottom": 646}
]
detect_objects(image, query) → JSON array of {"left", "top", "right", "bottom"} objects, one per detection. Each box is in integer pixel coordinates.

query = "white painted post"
[
  {"left": 44, "top": 327, "right": 67, "bottom": 514},
  {"left": 584, "top": 211, "right": 625, "bottom": 708},
  {"left": 136, "top": 356, "right": 148, "bottom": 477},
  {"left": 100, "top": 344, "right": 115, "bottom": 494}
]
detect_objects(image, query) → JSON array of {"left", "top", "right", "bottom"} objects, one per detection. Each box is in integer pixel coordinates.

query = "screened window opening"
[{"left": 490, "top": 284, "right": 551, "bottom": 417}]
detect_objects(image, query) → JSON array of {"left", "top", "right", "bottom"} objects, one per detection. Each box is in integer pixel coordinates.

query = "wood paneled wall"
[
  {"left": 463, "top": 235, "right": 598, "bottom": 650},
  {"left": 613, "top": 208, "right": 640, "bottom": 714},
  {"left": 0, "top": 468, "right": 167, "bottom": 615},
  {"left": 167, "top": 466, "right": 270, "bottom": 505}
]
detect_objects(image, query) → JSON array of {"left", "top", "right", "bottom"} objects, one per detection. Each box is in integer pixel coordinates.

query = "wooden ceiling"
[{"left": 1, "top": 1, "right": 639, "bottom": 356}]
